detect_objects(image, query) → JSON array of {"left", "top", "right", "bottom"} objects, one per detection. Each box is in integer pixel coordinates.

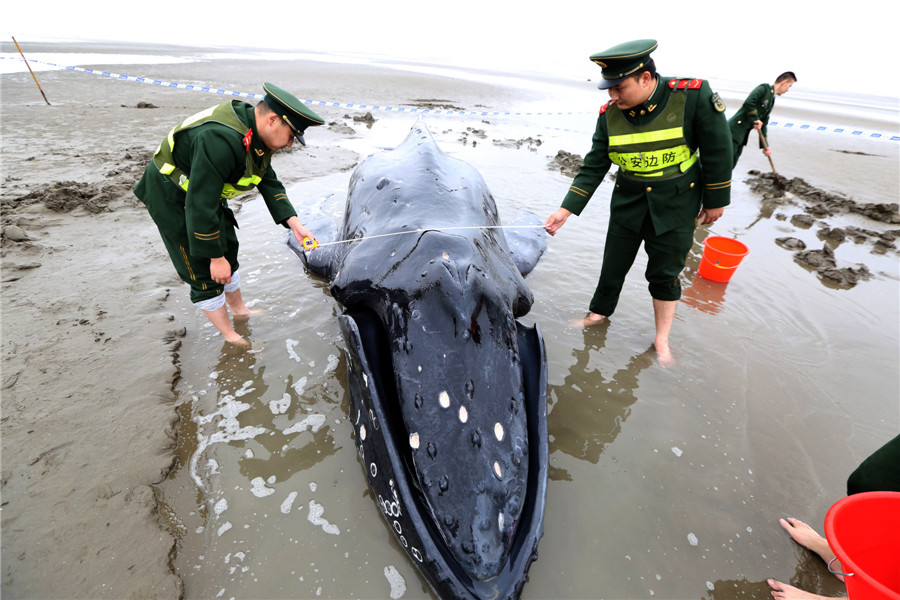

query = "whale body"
[{"left": 289, "top": 119, "right": 548, "bottom": 599}]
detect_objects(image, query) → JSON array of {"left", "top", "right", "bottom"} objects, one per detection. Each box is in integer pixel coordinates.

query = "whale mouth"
[{"left": 339, "top": 305, "right": 548, "bottom": 597}]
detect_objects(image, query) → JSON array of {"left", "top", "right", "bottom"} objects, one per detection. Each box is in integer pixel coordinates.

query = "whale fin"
[
  {"left": 502, "top": 211, "right": 547, "bottom": 278},
  {"left": 287, "top": 196, "right": 341, "bottom": 280}
]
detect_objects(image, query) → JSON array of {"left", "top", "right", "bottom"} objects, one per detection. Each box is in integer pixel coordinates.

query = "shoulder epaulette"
[
  {"left": 668, "top": 78, "right": 704, "bottom": 90},
  {"left": 599, "top": 100, "right": 616, "bottom": 114}
]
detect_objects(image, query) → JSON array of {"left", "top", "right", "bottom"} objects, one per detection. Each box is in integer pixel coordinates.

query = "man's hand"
[
  {"left": 753, "top": 120, "right": 764, "bottom": 130},
  {"left": 697, "top": 207, "right": 725, "bottom": 225},
  {"left": 210, "top": 256, "right": 232, "bottom": 284},
  {"left": 285, "top": 215, "right": 316, "bottom": 247},
  {"left": 543, "top": 207, "right": 573, "bottom": 236}
]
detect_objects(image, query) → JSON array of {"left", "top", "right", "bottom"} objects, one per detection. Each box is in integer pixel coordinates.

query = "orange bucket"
[
  {"left": 697, "top": 236, "right": 749, "bottom": 282},
  {"left": 824, "top": 491, "right": 900, "bottom": 600}
]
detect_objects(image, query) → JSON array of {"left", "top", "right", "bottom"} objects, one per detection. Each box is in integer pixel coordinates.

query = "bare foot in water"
[
  {"left": 570, "top": 312, "right": 607, "bottom": 328},
  {"left": 653, "top": 341, "right": 675, "bottom": 368},
  {"left": 779, "top": 518, "right": 842, "bottom": 580},
  {"left": 767, "top": 579, "right": 840, "bottom": 600},
  {"left": 223, "top": 334, "right": 251, "bottom": 348},
  {"left": 232, "top": 308, "right": 265, "bottom": 321}
]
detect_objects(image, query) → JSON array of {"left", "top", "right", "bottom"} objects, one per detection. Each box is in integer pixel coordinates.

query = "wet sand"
[{"left": 2, "top": 42, "right": 899, "bottom": 599}]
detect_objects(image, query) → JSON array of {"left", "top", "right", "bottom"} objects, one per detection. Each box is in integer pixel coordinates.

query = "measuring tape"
[{"left": 301, "top": 224, "right": 545, "bottom": 251}]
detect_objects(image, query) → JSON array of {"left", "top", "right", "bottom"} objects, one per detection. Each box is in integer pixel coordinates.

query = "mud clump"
[
  {"left": 745, "top": 170, "right": 897, "bottom": 288},
  {"left": 548, "top": 150, "right": 584, "bottom": 178}
]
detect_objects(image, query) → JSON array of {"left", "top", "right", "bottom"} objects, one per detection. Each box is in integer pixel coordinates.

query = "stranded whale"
[{"left": 289, "top": 119, "right": 548, "bottom": 599}]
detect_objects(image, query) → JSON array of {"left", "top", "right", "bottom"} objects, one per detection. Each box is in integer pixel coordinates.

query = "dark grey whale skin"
[{"left": 289, "top": 120, "right": 548, "bottom": 599}]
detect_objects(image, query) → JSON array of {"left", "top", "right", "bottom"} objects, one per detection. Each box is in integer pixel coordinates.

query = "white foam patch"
[
  {"left": 384, "top": 565, "right": 407, "bottom": 599},
  {"left": 687, "top": 532, "right": 699, "bottom": 546},
  {"left": 286, "top": 339, "right": 302, "bottom": 362},
  {"left": 671, "top": 446, "right": 683, "bottom": 457},
  {"left": 217, "top": 522, "right": 232, "bottom": 537},
  {"left": 234, "top": 380, "right": 255, "bottom": 397},
  {"left": 269, "top": 393, "right": 291, "bottom": 415},
  {"left": 308, "top": 500, "right": 340, "bottom": 535},
  {"left": 214, "top": 498, "right": 228, "bottom": 516},
  {"left": 189, "top": 396, "right": 267, "bottom": 490},
  {"left": 325, "top": 354, "right": 339, "bottom": 373},
  {"left": 250, "top": 476, "right": 276, "bottom": 498},
  {"left": 281, "top": 491, "right": 298, "bottom": 514},
  {"left": 284, "top": 414, "right": 326, "bottom": 435},
  {"left": 292, "top": 376, "right": 308, "bottom": 396}
]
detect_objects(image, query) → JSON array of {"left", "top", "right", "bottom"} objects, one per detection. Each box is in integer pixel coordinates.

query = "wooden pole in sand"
[{"left": 11, "top": 36, "right": 51, "bottom": 106}]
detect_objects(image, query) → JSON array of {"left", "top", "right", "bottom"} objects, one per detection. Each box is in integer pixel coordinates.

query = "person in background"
[
  {"left": 729, "top": 72, "right": 797, "bottom": 168},
  {"left": 543, "top": 39, "right": 732, "bottom": 366},
  {"left": 767, "top": 434, "right": 900, "bottom": 600},
  {"left": 135, "top": 83, "right": 323, "bottom": 347}
]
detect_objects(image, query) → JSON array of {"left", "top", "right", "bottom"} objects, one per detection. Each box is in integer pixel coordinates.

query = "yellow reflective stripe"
[
  {"left": 159, "top": 162, "right": 176, "bottom": 175},
  {"left": 235, "top": 175, "right": 262, "bottom": 186},
  {"left": 166, "top": 127, "right": 176, "bottom": 151},
  {"left": 608, "top": 126, "right": 684, "bottom": 146}
]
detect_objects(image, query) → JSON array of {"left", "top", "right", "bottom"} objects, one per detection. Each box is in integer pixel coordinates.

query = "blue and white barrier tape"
[
  {"left": 768, "top": 120, "right": 899, "bottom": 141},
  {"left": 5, "top": 56, "right": 899, "bottom": 140},
  {"left": 2, "top": 56, "right": 588, "bottom": 118}
]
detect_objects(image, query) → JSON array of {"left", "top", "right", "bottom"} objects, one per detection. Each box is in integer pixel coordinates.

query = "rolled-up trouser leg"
[{"left": 193, "top": 271, "right": 241, "bottom": 312}]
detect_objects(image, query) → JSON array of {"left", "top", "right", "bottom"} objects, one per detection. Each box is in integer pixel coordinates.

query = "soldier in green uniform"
[
  {"left": 729, "top": 72, "right": 796, "bottom": 168},
  {"left": 544, "top": 39, "right": 732, "bottom": 366},
  {"left": 135, "top": 83, "right": 324, "bottom": 347}
]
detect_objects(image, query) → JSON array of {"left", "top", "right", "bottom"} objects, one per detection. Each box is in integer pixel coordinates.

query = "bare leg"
[
  {"left": 202, "top": 305, "right": 250, "bottom": 347},
  {"left": 225, "top": 288, "right": 264, "bottom": 320},
  {"left": 766, "top": 579, "right": 842, "bottom": 600},
  {"left": 652, "top": 298, "right": 676, "bottom": 367},
  {"left": 779, "top": 518, "right": 843, "bottom": 581},
  {"left": 571, "top": 312, "right": 607, "bottom": 328}
]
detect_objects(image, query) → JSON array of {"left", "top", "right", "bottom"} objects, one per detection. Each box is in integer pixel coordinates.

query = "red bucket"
[
  {"left": 697, "top": 236, "right": 749, "bottom": 283},
  {"left": 824, "top": 491, "right": 900, "bottom": 600}
]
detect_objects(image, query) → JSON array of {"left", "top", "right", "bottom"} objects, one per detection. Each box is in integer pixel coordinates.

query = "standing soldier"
[
  {"left": 543, "top": 39, "right": 732, "bottom": 366},
  {"left": 729, "top": 72, "right": 797, "bottom": 168},
  {"left": 135, "top": 83, "right": 324, "bottom": 346}
]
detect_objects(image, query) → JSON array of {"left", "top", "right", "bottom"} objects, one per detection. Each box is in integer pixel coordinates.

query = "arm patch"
[{"left": 711, "top": 92, "right": 726, "bottom": 112}]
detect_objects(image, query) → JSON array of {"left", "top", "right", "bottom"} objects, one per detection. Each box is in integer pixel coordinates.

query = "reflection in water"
[
  {"left": 548, "top": 326, "right": 655, "bottom": 477},
  {"left": 156, "top": 316, "right": 349, "bottom": 597},
  {"left": 703, "top": 544, "right": 845, "bottom": 600},
  {"left": 681, "top": 275, "right": 729, "bottom": 315}
]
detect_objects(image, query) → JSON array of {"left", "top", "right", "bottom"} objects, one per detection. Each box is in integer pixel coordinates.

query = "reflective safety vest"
[
  {"left": 152, "top": 101, "right": 270, "bottom": 199},
  {"left": 606, "top": 83, "right": 698, "bottom": 180}
]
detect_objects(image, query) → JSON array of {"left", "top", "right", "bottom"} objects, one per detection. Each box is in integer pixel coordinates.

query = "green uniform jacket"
[
  {"left": 562, "top": 76, "right": 732, "bottom": 235},
  {"left": 728, "top": 83, "right": 776, "bottom": 151},
  {"left": 134, "top": 101, "right": 297, "bottom": 259}
]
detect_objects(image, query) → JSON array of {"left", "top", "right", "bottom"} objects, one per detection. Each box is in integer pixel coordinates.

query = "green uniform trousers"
[
  {"left": 156, "top": 212, "right": 240, "bottom": 305},
  {"left": 847, "top": 434, "right": 900, "bottom": 495},
  {"left": 590, "top": 212, "right": 694, "bottom": 316}
]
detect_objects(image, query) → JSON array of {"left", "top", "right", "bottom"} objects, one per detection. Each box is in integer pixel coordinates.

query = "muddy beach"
[{"left": 2, "top": 42, "right": 899, "bottom": 599}]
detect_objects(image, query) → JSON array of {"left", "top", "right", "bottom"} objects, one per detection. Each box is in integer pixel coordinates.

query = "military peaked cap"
[
  {"left": 590, "top": 39, "right": 658, "bottom": 89},
  {"left": 262, "top": 82, "right": 324, "bottom": 146}
]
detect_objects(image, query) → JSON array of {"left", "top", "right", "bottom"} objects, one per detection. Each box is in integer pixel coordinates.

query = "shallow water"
[{"left": 155, "top": 98, "right": 899, "bottom": 598}]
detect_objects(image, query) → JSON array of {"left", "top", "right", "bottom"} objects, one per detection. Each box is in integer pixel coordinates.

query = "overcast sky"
[{"left": 5, "top": 0, "right": 898, "bottom": 99}]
